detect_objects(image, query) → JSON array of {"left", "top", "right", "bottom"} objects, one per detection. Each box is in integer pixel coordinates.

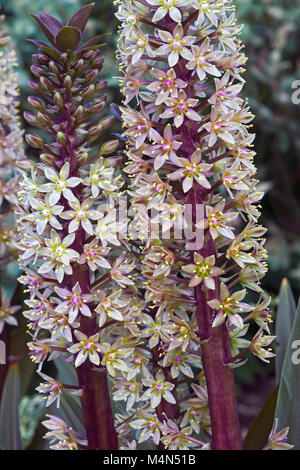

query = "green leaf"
[
  {"left": 67, "top": 3, "right": 95, "bottom": 33},
  {"left": 60, "top": 394, "right": 85, "bottom": 437},
  {"left": 19, "top": 395, "right": 45, "bottom": 449},
  {"left": 78, "top": 33, "right": 109, "bottom": 52},
  {"left": 41, "top": 45, "right": 61, "bottom": 62},
  {"left": 54, "top": 357, "right": 78, "bottom": 387},
  {"left": 8, "top": 298, "right": 36, "bottom": 396},
  {"left": 275, "top": 278, "right": 296, "bottom": 383},
  {"left": 243, "top": 385, "right": 279, "bottom": 450},
  {"left": 0, "top": 364, "right": 23, "bottom": 450},
  {"left": 54, "top": 359, "right": 85, "bottom": 436},
  {"left": 55, "top": 26, "right": 81, "bottom": 52},
  {"left": 275, "top": 299, "right": 300, "bottom": 448}
]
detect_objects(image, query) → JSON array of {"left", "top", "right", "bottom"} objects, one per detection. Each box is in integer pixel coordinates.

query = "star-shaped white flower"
[
  {"left": 147, "top": 0, "right": 186, "bottom": 23},
  {"left": 67, "top": 330, "right": 101, "bottom": 367},
  {"left": 40, "top": 162, "right": 81, "bottom": 206},
  {"left": 155, "top": 24, "right": 195, "bottom": 67},
  {"left": 61, "top": 197, "right": 101, "bottom": 236}
]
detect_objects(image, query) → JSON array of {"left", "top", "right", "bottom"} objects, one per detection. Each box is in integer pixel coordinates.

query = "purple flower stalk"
[
  {"left": 16, "top": 3, "right": 138, "bottom": 450},
  {"left": 116, "top": 0, "right": 274, "bottom": 450}
]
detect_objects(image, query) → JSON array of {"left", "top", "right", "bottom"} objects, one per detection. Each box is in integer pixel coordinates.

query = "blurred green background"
[{"left": 1, "top": 0, "right": 300, "bottom": 438}]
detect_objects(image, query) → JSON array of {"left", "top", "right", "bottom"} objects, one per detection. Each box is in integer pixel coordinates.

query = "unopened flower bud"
[
  {"left": 31, "top": 65, "right": 45, "bottom": 78},
  {"left": 26, "top": 133, "right": 44, "bottom": 149},
  {"left": 28, "top": 80, "right": 40, "bottom": 92},
  {"left": 88, "top": 123, "right": 103, "bottom": 140},
  {"left": 40, "top": 153, "right": 56, "bottom": 166},
  {"left": 54, "top": 92, "right": 64, "bottom": 107},
  {"left": 24, "top": 111, "right": 38, "bottom": 126},
  {"left": 74, "top": 105, "right": 84, "bottom": 120},
  {"left": 37, "top": 112, "right": 51, "bottom": 126},
  {"left": 82, "top": 84, "right": 95, "bottom": 101},
  {"left": 100, "top": 140, "right": 119, "bottom": 155},
  {"left": 100, "top": 115, "right": 114, "bottom": 131},
  {"left": 28, "top": 96, "right": 45, "bottom": 111},
  {"left": 92, "top": 56, "right": 104, "bottom": 69},
  {"left": 49, "top": 61, "right": 60, "bottom": 74},
  {"left": 60, "top": 52, "right": 69, "bottom": 63},
  {"left": 37, "top": 54, "right": 49, "bottom": 65},
  {"left": 82, "top": 50, "right": 94, "bottom": 60},
  {"left": 64, "top": 75, "right": 72, "bottom": 89},
  {"left": 95, "top": 79, "right": 107, "bottom": 93},
  {"left": 90, "top": 100, "right": 106, "bottom": 115},
  {"left": 32, "top": 54, "right": 40, "bottom": 64},
  {"left": 85, "top": 69, "right": 99, "bottom": 85},
  {"left": 56, "top": 132, "right": 67, "bottom": 145},
  {"left": 77, "top": 151, "right": 89, "bottom": 165},
  {"left": 16, "top": 159, "right": 34, "bottom": 171},
  {"left": 40, "top": 77, "right": 53, "bottom": 91},
  {"left": 74, "top": 59, "right": 85, "bottom": 73}
]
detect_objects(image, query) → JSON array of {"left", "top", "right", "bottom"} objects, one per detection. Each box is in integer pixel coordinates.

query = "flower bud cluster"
[{"left": 115, "top": 0, "right": 274, "bottom": 449}]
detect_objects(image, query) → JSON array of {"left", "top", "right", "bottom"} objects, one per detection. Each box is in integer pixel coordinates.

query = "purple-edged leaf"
[
  {"left": 27, "top": 39, "right": 49, "bottom": 48},
  {"left": 55, "top": 26, "right": 81, "bottom": 52},
  {"left": 38, "top": 12, "right": 63, "bottom": 37},
  {"left": 31, "top": 14, "right": 55, "bottom": 45},
  {"left": 78, "top": 33, "right": 110, "bottom": 51},
  {"left": 67, "top": 2, "right": 95, "bottom": 33},
  {"left": 0, "top": 364, "right": 23, "bottom": 450}
]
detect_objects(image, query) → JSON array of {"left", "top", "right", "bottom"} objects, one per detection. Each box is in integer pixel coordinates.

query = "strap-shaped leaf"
[
  {"left": 54, "top": 358, "right": 78, "bottom": 387},
  {"left": 38, "top": 13, "right": 63, "bottom": 37},
  {"left": 0, "top": 363, "right": 23, "bottom": 450},
  {"left": 60, "top": 394, "right": 86, "bottom": 437},
  {"left": 55, "top": 26, "right": 81, "bottom": 52},
  {"left": 31, "top": 14, "right": 60, "bottom": 46},
  {"left": 243, "top": 385, "right": 279, "bottom": 450},
  {"left": 40, "top": 45, "right": 61, "bottom": 62},
  {"left": 8, "top": 302, "right": 36, "bottom": 397},
  {"left": 67, "top": 3, "right": 95, "bottom": 33},
  {"left": 54, "top": 359, "right": 85, "bottom": 436},
  {"left": 275, "top": 278, "right": 296, "bottom": 383},
  {"left": 275, "top": 299, "right": 300, "bottom": 448},
  {"left": 78, "top": 33, "right": 110, "bottom": 52}
]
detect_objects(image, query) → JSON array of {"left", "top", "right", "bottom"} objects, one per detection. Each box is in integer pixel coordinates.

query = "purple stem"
[
  {"left": 196, "top": 287, "right": 243, "bottom": 449},
  {"left": 175, "top": 56, "right": 242, "bottom": 447},
  {"left": 67, "top": 222, "right": 118, "bottom": 450},
  {"left": 190, "top": 189, "right": 242, "bottom": 450},
  {"left": 58, "top": 59, "right": 118, "bottom": 449}
]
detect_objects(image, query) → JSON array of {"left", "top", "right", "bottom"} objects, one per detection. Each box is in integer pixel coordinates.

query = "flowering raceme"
[
  {"left": 115, "top": 0, "right": 284, "bottom": 450},
  {"left": 0, "top": 16, "right": 23, "bottom": 355},
  {"left": 9, "top": 1, "right": 292, "bottom": 452},
  {"left": 16, "top": 4, "right": 141, "bottom": 450}
]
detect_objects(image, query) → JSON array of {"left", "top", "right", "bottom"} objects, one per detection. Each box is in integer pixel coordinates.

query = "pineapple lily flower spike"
[
  {"left": 0, "top": 15, "right": 24, "bottom": 388},
  {"left": 115, "top": 0, "right": 276, "bottom": 450},
  {"left": 16, "top": 3, "right": 138, "bottom": 450}
]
